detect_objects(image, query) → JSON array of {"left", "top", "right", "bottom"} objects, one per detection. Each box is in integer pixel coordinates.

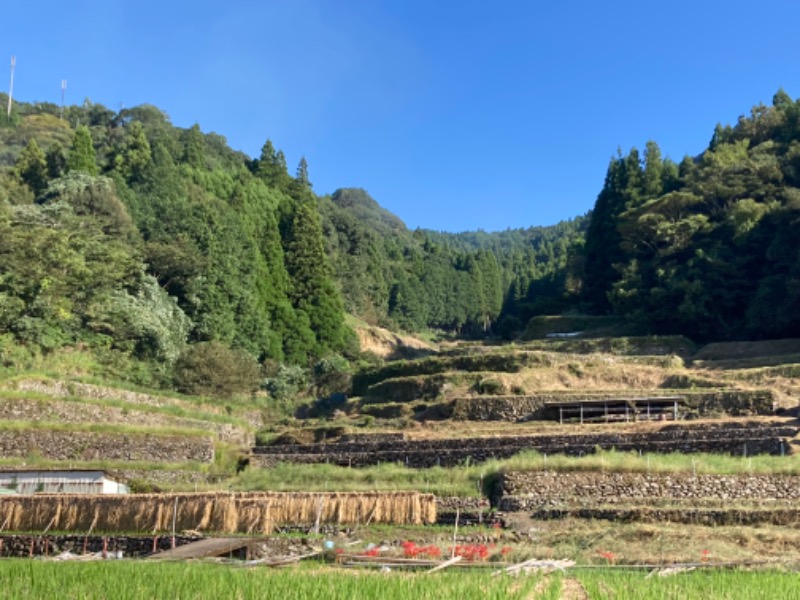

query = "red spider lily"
[
  {"left": 400, "top": 541, "right": 444, "bottom": 560},
  {"left": 700, "top": 549, "right": 710, "bottom": 562},
  {"left": 401, "top": 541, "right": 419, "bottom": 558},
  {"left": 452, "top": 544, "right": 489, "bottom": 561},
  {"left": 598, "top": 550, "right": 616, "bottom": 564}
]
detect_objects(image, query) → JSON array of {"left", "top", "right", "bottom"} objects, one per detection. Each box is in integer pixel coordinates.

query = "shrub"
[
  {"left": 472, "top": 377, "right": 506, "bottom": 396},
  {"left": 312, "top": 355, "right": 352, "bottom": 398},
  {"left": 173, "top": 341, "right": 260, "bottom": 398},
  {"left": 263, "top": 364, "right": 309, "bottom": 402}
]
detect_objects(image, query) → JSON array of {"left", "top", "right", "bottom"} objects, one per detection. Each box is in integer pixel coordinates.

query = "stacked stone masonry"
[
  {"left": 499, "top": 471, "right": 800, "bottom": 503},
  {"left": 0, "top": 535, "right": 202, "bottom": 558},
  {"left": 0, "top": 397, "right": 250, "bottom": 445},
  {"left": 451, "top": 389, "right": 777, "bottom": 422},
  {"left": 0, "top": 430, "right": 215, "bottom": 463},
  {"left": 496, "top": 471, "right": 800, "bottom": 526},
  {"left": 9, "top": 379, "right": 264, "bottom": 429},
  {"left": 251, "top": 423, "right": 796, "bottom": 468}
]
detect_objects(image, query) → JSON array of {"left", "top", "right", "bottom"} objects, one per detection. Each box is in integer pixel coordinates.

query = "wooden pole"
[
  {"left": 171, "top": 497, "right": 178, "bottom": 549},
  {"left": 451, "top": 508, "right": 460, "bottom": 559},
  {"left": 428, "top": 555, "right": 462, "bottom": 573},
  {"left": 84, "top": 508, "right": 100, "bottom": 555},
  {"left": 7, "top": 56, "right": 15, "bottom": 118},
  {"left": 313, "top": 497, "right": 326, "bottom": 535},
  {"left": 0, "top": 512, "right": 10, "bottom": 554}
]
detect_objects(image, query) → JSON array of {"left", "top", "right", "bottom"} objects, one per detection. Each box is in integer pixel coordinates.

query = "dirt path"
[{"left": 559, "top": 577, "right": 589, "bottom": 600}]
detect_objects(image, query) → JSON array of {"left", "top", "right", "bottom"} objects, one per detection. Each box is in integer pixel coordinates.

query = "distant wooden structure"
[{"left": 545, "top": 396, "right": 688, "bottom": 424}]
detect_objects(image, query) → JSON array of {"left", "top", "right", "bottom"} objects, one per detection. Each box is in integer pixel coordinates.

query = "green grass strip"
[
  {"left": 0, "top": 561, "right": 540, "bottom": 600},
  {"left": 0, "top": 419, "right": 210, "bottom": 437}
]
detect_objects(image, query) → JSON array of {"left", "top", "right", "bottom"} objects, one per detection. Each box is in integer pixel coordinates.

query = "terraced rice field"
[{"left": 0, "top": 561, "right": 797, "bottom": 599}]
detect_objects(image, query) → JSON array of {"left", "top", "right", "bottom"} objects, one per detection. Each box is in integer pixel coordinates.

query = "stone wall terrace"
[
  {"left": 499, "top": 470, "right": 800, "bottom": 502},
  {"left": 251, "top": 423, "right": 796, "bottom": 468},
  {"left": 0, "top": 397, "right": 251, "bottom": 445},
  {"left": 0, "top": 429, "right": 215, "bottom": 463}
]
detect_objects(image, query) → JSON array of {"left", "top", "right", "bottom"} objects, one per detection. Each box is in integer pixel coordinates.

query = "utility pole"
[
  {"left": 60, "top": 79, "right": 67, "bottom": 120},
  {"left": 7, "top": 56, "right": 15, "bottom": 118}
]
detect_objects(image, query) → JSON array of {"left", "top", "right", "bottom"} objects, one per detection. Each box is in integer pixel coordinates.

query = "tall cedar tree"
[
  {"left": 582, "top": 156, "right": 627, "bottom": 312},
  {"left": 285, "top": 200, "right": 349, "bottom": 356},
  {"left": 114, "top": 121, "right": 152, "bottom": 183},
  {"left": 67, "top": 125, "right": 98, "bottom": 175}
]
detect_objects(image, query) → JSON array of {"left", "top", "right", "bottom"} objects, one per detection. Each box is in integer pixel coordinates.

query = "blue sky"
[{"left": 1, "top": 0, "right": 798, "bottom": 232}]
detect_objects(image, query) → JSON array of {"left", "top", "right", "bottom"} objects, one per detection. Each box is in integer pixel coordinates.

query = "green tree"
[
  {"left": 173, "top": 341, "right": 260, "bottom": 397},
  {"left": 45, "top": 142, "right": 68, "bottom": 180},
  {"left": 256, "top": 139, "right": 286, "bottom": 188},
  {"left": 295, "top": 156, "right": 311, "bottom": 189},
  {"left": 15, "top": 139, "right": 48, "bottom": 196},
  {"left": 67, "top": 125, "right": 98, "bottom": 175},
  {"left": 40, "top": 173, "right": 135, "bottom": 238},
  {"left": 285, "top": 200, "right": 350, "bottom": 356},
  {"left": 582, "top": 156, "right": 627, "bottom": 312},
  {"left": 114, "top": 121, "right": 152, "bottom": 182},
  {"left": 182, "top": 124, "right": 205, "bottom": 168},
  {"left": 89, "top": 275, "right": 191, "bottom": 364},
  {"left": 642, "top": 140, "right": 664, "bottom": 198}
]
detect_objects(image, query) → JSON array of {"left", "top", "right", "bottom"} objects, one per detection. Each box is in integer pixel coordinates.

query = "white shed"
[{"left": 0, "top": 470, "right": 130, "bottom": 494}]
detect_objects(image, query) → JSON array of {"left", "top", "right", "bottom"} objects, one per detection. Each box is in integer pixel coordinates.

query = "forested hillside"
[
  {"left": 2, "top": 89, "right": 798, "bottom": 394},
  {"left": 583, "top": 89, "right": 800, "bottom": 341},
  {"left": 0, "top": 96, "right": 580, "bottom": 391}
]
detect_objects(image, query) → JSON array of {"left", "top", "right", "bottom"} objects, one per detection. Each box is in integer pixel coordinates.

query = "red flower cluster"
[
  {"left": 452, "top": 544, "right": 490, "bottom": 561},
  {"left": 361, "top": 547, "right": 381, "bottom": 557},
  {"left": 401, "top": 541, "right": 442, "bottom": 559},
  {"left": 597, "top": 550, "right": 616, "bottom": 563}
]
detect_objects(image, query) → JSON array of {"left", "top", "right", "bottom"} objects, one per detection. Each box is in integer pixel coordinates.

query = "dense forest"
[
  {"left": 1, "top": 89, "right": 798, "bottom": 393},
  {"left": 583, "top": 89, "right": 800, "bottom": 341},
  {"left": 0, "top": 95, "right": 583, "bottom": 391}
]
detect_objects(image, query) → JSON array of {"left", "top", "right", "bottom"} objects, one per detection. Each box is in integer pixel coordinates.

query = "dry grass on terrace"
[{"left": 400, "top": 415, "right": 795, "bottom": 441}]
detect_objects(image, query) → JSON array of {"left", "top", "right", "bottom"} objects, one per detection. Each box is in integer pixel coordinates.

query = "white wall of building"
[{"left": 0, "top": 471, "right": 130, "bottom": 494}]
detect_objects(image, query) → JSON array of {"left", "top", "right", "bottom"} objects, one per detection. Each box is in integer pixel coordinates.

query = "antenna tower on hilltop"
[
  {"left": 7, "top": 56, "right": 15, "bottom": 118},
  {"left": 60, "top": 79, "right": 67, "bottom": 119}
]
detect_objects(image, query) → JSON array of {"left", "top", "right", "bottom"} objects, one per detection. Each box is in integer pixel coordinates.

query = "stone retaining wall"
[
  {"left": 0, "top": 535, "right": 202, "bottom": 558},
  {"left": 9, "top": 379, "right": 264, "bottom": 429},
  {"left": 451, "top": 396, "right": 546, "bottom": 421},
  {"left": 434, "top": 496, "right": 500, "bottom": 527},
  {"left": 524, "top": 507, "right": 800, "bottom": 527},
  {"left": 496, "top": 470, "right": 800, "bottom": 526},
  {"left": 0, "top": 397, "right": 251, "bottom": 445},
  {"left": 115, "top": 468, "right": 210, "bottom": 489},
  {"left": 0, "top": 429, "right": 215, "bottom": 463},
  {"left": 251, "top": 423, "right": 796, "bottom": 468},
  {"left": 339, "top": 432, "right": 405, "bottom": 443},
  {"left": 498, "top": 471, "right": 800, "bottom": 503},
  {"left": 450, "top": 389, "right": 777, "bottom": 422}
]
